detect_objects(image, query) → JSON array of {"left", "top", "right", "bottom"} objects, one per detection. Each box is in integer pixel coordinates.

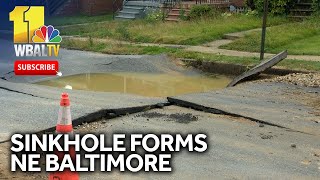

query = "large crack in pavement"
[
  {"left": 0, "top": 102, "right": 171, "bottom": 144},
  {"left": 168, "top": 82, "right": 320, "bottom": 136},
  {"left": 39, "top": 102, "right": 172, "bottom": 134},
  {"left": 0, "top": 86, "right": 52, "bottom": 99},
  {"left": 167, "top": 97, "right": 313, "bottom": 135},
  {"left": 168, "top": 97, "right": 288, "bottom": 128},
  {"left": 1, "top": 93, "right": 313, "bottom": 144}
]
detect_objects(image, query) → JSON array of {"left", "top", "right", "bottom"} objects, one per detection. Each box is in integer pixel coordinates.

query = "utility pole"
[{"left": 260, "top": 0, "right": 268, "bottom": 61}]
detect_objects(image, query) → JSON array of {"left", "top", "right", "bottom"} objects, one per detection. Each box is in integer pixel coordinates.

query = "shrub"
[
  {"left": 145, "top": 9, "right": 164, "bottom": 22},
  {"left": 245, "top": 9, "right": 259, "bottom": 16},
  {"left": 312, "top": 0, "right": 320, "bottom": 11},
  {"left": 246, "top": 0, "right": 296, "bottom": 15},
  {"left": 189, "top": 5, "right": 217, "bottom": 19}
]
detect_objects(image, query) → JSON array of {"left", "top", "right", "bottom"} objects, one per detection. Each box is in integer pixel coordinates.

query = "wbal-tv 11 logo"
[
  {"left": 10, "top": 6, "right": 62, "bottom": 57},
  {"left": 10, "top": 6, "right": 62, "bottom": 76}
]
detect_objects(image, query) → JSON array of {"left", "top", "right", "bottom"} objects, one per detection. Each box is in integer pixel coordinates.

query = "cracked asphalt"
[
  {"left": 0, "top": 45, "right": 319, "bottom": 178},
  {"left": 76, "top": 105, "right": 320, "bottom": 179},
  {"left": 2, "top": 105, "right": 318, "bottom": 179},
  {"left": 169, "top": 81, "right": 320, "bottom": 136}
]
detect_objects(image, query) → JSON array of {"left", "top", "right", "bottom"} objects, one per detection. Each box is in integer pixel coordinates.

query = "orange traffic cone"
[
  {"left": 49, "top": 93, "right": 79, "bottom": 180},
  {"left": 56, "top": 93, "right": 73, "bottom": 133}
]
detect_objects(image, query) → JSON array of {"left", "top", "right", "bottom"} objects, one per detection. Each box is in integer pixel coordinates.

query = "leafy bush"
[
  {"left": 245, "top": 9, "right": 259, "bottom": 16},
  {"left": 145, "top": 9, "right": 164, "bottom": 22},
  {"left": 246, "top": 0, "right": 296, "bottom": 15},
  {"left": 312, "top": 0, "right": 320, "bottom": 11},
  {"left": 189, "top": 5, "right": 217, "bottom": 19}
]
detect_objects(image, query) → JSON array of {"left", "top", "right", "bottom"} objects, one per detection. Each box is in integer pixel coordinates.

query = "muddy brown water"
[{"left": 36, "top": 72, "right": 231, "bottom": 97}]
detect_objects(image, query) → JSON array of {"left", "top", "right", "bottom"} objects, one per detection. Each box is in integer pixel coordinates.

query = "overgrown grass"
[
  {"left": 60, "top": 15, "right": 288, "bottom": 45},
  {"left": 221, "top": 17, "right": 320, "bottom": 55},
  {"left": 62, "top": 38, "right": 179, "bottom": 55},
  {"left": 173, "top": 50, "right": 320, "bottom": 72},
  {"left": 47, "top": 14, "right": 113, "bottom": 26},
  {"left": 62, "top": 39, "right": 320, "bottom": 72}
]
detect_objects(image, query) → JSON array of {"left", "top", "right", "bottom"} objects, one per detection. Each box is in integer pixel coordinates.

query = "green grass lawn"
[
  {"left": 62, "top": 38, "right": 320, "bottom": 72},
  {"left": 47, "top": 14, "right": 113, "bottom": 26},
  {"left": 280, "top": 34, "right": 320, "bottom": 55},
  {"left": 221, "top": 17, "right": 320, "bottom": 55},
  {"left": 59, "top": 15, "right": 288, "bottom": 45}
]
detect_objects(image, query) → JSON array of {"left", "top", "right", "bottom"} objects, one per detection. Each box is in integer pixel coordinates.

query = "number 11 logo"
[{"left": 9, "top": 6, "right": 44, "bottom": 43}]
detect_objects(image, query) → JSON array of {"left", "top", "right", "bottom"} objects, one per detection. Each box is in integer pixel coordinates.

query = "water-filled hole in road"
[{"left": 36, "top": 72, "right": 231, "bottom": 97}]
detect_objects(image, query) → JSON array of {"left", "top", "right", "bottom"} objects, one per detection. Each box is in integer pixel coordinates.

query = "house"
[
  {"left": 45, "top": 0, "right": 122, "bottom": 16},
  {"left": 30, "top": 0, "right": 319, "bottom": 19},
  {"left": 115, "top": 0, "right": 246, "bottom": 20},
  {"left": 47, "top": 0, "right": 245, "bottom": 17}
]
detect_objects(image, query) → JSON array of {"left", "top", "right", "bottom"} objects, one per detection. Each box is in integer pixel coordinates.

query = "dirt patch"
[
  {"left": 258, "top": 73, "right": 320, "bottom": 119},
  {"left": 308, "top": 99, "right": 320, "bottom": 117},
  {"left": 136, "top": 112, "right": 198, "bottom": 124},
  {"left": 265, "top": 73, "right": 320, "bottom": 88},
  {"left": 288, "top": 90, "right": 320, "bottom": 120},
  {"left": 74, "top": 120, "right": 109, "bottom": 133}
]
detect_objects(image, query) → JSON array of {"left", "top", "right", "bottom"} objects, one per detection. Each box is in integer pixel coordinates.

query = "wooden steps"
[
  {"left": 165, "top": 8, "right": 191, "bottom": 22},
  {"left": 164, "top": 1, "right": 230, "bottom": 22},
  {"left": 289, "top": 0, "right": 315, "bottom": 19}
]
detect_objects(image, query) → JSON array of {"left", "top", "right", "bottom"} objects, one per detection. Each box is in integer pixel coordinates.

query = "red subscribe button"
[{"left": 14, "top": 60, "right": 59, "bottom": 76}]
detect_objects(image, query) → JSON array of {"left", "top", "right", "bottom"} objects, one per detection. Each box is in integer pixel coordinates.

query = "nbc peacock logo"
[
  {"left": 32, "top": 25, "right": 62, "bottom": 43},
  {"left": 13, "top": 25, "right": 62, "bottom": 57}
]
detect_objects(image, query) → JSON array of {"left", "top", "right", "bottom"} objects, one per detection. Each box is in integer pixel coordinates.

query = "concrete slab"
[
  {"left": 168, "top": 82, "right": 320, "bottom": 135},
  {"left": 75, "top": 106, "right": 320, "bottom": 179},
  {"left": 227, "top": 51, "right": 287, "bottom": 87},
  {"left": 0, "top": 79, "right": 166, "bottom": 142}
]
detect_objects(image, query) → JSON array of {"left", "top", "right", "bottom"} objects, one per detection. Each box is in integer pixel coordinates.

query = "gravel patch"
[
  {"left": 136, "top": 112, "right": 198, "bottom": 124},
  {"left": 265, "top": 73, "right": 320, "bottom": 88}
]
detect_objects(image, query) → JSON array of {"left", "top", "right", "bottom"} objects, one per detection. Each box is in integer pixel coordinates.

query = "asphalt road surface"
[
  {"left": 77, "top": 106, "right": 320, "bottom": 179},
  {"left": 169, "top": 82, "right": 320, "bottom": 136},
  {"left": 0, "top": 44, "right": 319, "bottom": 179}
]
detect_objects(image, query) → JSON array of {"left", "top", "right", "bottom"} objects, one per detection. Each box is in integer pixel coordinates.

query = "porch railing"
[
  {"left": 195, "top": 0, "right": 230, "bottom": 5},
  {"left": 162, "top": 0, "right": 181, "bottom": 8}
]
